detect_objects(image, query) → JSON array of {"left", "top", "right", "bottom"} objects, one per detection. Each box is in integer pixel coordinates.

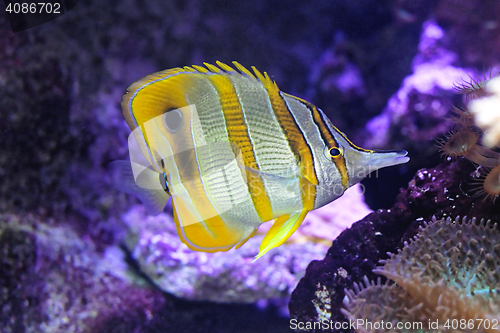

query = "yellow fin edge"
[
  {"left": 172, "top": 196, "right": 259, "bottom": 253},
  {"left": 181, "top": 61, "right": 275, "bottom": 88},
  {"left": 254, "top": 210, "right": 308, "bottom": 261}
]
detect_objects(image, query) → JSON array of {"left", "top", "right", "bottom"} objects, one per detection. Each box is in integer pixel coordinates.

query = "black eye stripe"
[{"left": 329, "top": 147, "right": 341, "bottom": 158}]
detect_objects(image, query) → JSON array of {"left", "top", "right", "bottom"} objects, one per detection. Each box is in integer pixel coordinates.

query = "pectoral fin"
[
  {"left": 254, "top": 210, "right": 308, "bottom": 260},
  {"left": 108, "top": 160, "right": 170, "bottom": 215}
]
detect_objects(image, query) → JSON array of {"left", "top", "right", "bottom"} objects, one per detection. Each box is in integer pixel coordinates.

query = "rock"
[{"left": 0, "top": 214, "right": 163, "bottom": 333}]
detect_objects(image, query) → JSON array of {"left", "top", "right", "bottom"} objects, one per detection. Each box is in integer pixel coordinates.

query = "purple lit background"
[{"left": 1, "top": 1, "right": 499, "bottom": 332}]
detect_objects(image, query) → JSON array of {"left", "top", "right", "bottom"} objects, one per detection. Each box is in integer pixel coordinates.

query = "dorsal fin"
[
  {"left": 126, "top": 61, "right": 277, "bottom": 93},
  {"left": 215, "top": 61, "right": 236, "bottom": 73},
  {"left": 121, "top": 62, "right": 279, "bottom": 132},
  {"left": 185, "top": 61, "right": 278, "bottom": 89},
  {"left": 203, "top": 62, "right": 222, "bottom": 73},
  {"left": 250, "top": 65, "right": 278, "bottom": 90},
  {"left": 232, "top": 61, "right": 256, "bottom": 78},
  {"left": 190, "top": 65, "right": 209, "bottom": 73}
]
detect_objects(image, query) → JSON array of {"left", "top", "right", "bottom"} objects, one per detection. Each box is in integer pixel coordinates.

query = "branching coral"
[{"left": 343, "top": 216, "right": 500, "bottom": 333}]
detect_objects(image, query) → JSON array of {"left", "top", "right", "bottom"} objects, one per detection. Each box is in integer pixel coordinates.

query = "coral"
[
  {"left": 123, "top": 206, "right": 312, "bottom": 304},
  {"left": 343, "top": 217, "right": 500, "bottom": 332},
  {"left": 342, "top": 278, "right": 434, "bottom": 332},
  {"left": 293, "top": 60, "right": 500, "bottom": 325},
  {"left": 436, "top": 127, "right": 480, "bottom": 159},
  {"left": 0, "top": 213, "right": 296, "bottom": 333},
  {"left": 436, "top": 73, "right": 500, "bottom": 202},
  {"left": 478, "top": 165, "right": 500, "bottom": 201},
  {"left": 453, "top": 71, "right": 500, "bottom": 101},
  {"left": 291, "top": 63, "right": 500, "bottom": 330}
]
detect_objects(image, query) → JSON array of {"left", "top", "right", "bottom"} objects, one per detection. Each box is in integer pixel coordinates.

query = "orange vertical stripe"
[
  {"left": 207, "top": 74, "right": 274, "bottom": 222},
  {"left": 252, "top": 71, "right": 318, "bottom": 211}
]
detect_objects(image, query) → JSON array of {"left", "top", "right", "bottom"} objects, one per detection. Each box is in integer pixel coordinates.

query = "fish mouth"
[{"left": 369, "top": 149, "right": 410, "bottom": 169}]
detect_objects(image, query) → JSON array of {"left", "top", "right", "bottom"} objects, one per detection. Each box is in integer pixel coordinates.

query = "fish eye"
[
  {"left": 164, "top": 108, "right": 182, "bottom": 132},
  {"left": 329, "top": 147, "right": 342, "bottom": 158}
]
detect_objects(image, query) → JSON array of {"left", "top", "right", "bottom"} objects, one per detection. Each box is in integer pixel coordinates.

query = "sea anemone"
[
  {"left": 453, "top": 71, "right": 500, "bottom": 101},
  {"left": 436, "top": 127, "right": 480, "bottom": 159},
  {"left": 342, "top": 277, "right": 433, "bottom": 332},
  {"left": 483, "top": 165, "right": 500, "bottom": 201},
  {"left": 437, "top": 73, "right": 500, "bottom": 203},
  {"left": 471, "top": 165, "right": 500, "bottom": 203},
  {"left": 464, "top": 144, "right": 500, "bottom": 168},
  {"left": 343, "top": 216, "right": 500, "bottom": 333},
  {"left": 469, "top": 76, "right": 500, "bottom": 149},
  {"left": 435, "top": 126, "right": 500, "bottom": 167},
  {"left": 450, "top": 104, "right": 474, "bottom": 126}
]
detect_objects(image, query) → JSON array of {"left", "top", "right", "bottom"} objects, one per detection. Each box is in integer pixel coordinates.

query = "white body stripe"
[
  {"left": 186, "top": 76, "right": 262, "bottom": 230},
  {"left": 230, "top": 74, "right": 303, "bottom": 216}
]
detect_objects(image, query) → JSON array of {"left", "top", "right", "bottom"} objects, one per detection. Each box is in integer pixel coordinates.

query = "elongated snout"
[
  {"left": 369, "top": 149, "right": 409, "bottom": 169},
  {"left": 346, "top": 149, "right": 409, "bottom": 186}
]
